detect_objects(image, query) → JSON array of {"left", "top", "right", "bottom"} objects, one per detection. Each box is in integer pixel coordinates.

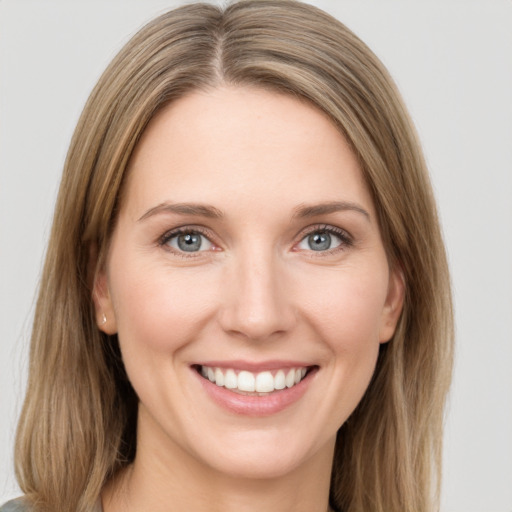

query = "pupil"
[
  {"left": 308, "top": 232, "right": 331, "bottom": 251},
  {"left": 178, "top": 233, "right": 201, "bottom": 252}
]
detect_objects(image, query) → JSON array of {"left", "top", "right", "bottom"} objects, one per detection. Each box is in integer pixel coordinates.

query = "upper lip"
[{"left": 192, "top": 360, "right": 315, "bottom": 372}]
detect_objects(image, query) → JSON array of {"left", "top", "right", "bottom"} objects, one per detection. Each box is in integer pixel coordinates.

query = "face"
[{"left": 95, "top": 86, "right": 403, "bottom": 480}]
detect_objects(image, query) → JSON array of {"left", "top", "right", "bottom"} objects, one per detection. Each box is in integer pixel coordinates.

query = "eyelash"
[
  {"left": 296, "top": 224, "right": 353, "bottom": 255},
  {"left": 158, "top": 226, "right": 217, "bottom": 258},
  {"left": 158, "top": 224, "right": 353, "bottom": 257}
]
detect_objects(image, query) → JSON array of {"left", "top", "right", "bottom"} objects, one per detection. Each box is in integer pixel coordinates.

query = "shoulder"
[
  {"left": 0, "top": 499, "right": 30, "bottom": 512},
  {"left": 0, "top": 498, "right": 102, "bottom": 512}
]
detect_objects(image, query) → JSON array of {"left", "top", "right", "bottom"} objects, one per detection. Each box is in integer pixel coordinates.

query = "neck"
[{"left": 102, "top": 409, "right": 336, "bottom": 512}]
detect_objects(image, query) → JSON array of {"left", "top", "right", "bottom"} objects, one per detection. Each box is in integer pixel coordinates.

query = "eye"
[
  {"left": 296, "top": 227, "right": 351, "bottom": 252},
  {"left": 163, "top": 229, "right": 214, "bottom": 253}
]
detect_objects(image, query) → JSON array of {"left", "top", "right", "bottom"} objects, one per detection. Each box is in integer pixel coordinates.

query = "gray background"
[{"left": 1, "top": 1, "right": 511, "bottom": 510}]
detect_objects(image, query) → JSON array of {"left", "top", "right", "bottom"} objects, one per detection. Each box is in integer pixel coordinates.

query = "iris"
[{"left": 308, "top": 232, "right": 332, "bottom": 251}]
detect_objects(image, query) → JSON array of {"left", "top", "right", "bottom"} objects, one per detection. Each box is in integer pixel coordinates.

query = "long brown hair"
[{"left": 14, "top": 2, "right": 453, "bottom": 511}]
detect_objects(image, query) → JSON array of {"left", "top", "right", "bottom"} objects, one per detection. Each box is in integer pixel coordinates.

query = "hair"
[{"left": 14, "top": 1, "right": 453, "bottom": 511}]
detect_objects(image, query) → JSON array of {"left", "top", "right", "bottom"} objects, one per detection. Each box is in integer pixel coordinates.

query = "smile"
[{"left": 197, "top": 365, "right": 310, "bottom": 395}]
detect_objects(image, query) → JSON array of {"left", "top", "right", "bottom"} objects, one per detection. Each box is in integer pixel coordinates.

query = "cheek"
[
  {"left": 280, "top": 264, "right": 389, "bottom": 434},
  {"left": 298, "top": 264, "right": 390, "bottom": 350},
  {"left": 109, "top": 257, "right": 218, "bottom": 358}
]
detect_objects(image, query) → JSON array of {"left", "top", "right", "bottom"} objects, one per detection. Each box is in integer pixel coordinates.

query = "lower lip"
[{"left": 194, "top": 368, "right": 316, "bottom": 417}]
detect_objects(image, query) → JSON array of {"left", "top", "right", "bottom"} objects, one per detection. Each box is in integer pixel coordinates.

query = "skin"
[{"left": 94, "top": 86, "right": 404, "bottom": 512}]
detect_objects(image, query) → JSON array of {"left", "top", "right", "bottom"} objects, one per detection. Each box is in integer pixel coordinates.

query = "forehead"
[{"left": 123, "top": 86, "right": 374, "bottom": 218}]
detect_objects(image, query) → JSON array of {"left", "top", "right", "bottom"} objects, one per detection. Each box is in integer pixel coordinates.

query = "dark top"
[
  {"left": 0, "top": 498, "right": 102, "bottom": 512},
  {"left": 0, "top": 500, "right": 27, "bottom": 512}
]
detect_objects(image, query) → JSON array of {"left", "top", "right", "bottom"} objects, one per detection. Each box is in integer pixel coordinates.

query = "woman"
[{"left": 1, "top": 1, "right": 453, "bottom": 511}]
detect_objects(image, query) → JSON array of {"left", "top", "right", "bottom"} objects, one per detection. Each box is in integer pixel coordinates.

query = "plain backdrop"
[{"left": 1, "top": 1, "right": 511, "bottom": 511}]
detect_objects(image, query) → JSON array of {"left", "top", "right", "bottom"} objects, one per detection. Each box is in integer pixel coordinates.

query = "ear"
[
  {"left": 379, "top": 265, "right": 405, "bottom": 343},
  {"left": 92, "top": 265, "right": 118, "bottom": 335}
]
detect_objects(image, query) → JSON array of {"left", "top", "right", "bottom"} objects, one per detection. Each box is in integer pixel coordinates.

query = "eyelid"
[
  {"left": 293, "top": 224, "right": 354, "bottom": 253},
  {"left": 158, "top": 225, "right": 220, "bottom": 256},
  {"left": 156, "top": 223, "right": 353, "bottom": 257}
]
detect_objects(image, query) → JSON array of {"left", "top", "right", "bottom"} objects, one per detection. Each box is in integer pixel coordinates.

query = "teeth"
[
  {"left": 255, "top": 371, "right": 274, "bottom": 392},
  {"left": 285, "top": 369, "right": 295, "bottom": 388},
  {"left": 224, "top": 369, "right": 237, "bottom": 389},
  {"left": 214, "top": 368, "right": 224, "bottom": 387},
  {"left": 238, "top": 371, "right": 255, "bottom": 392},
  {"left": 199, "top": 365, "right": 309, "bottom": 394},
  {"left": 274, "top": 370, "right": 286, "bottom": 390}
]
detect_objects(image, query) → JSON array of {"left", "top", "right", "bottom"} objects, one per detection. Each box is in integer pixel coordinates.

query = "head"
[{"left": 15, "top": 2, "right": 453, "bottom": 512}]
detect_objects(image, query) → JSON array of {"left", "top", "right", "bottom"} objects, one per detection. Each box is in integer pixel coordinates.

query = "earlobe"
[
  {"left": 92, "top": 268, "right": 117, "bottom": 335},
  {"left": 379, "top": 266, "right": 405, "bottom": 343}
]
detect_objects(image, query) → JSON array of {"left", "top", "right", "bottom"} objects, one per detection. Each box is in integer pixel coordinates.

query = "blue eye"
[
  {"left": 297, "top": 228, "right": 347, "bottom": 252},
  {"left": 165, "top": 231, "right": 213, "bottom": 252}
]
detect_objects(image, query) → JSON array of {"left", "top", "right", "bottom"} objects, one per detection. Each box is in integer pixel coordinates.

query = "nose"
[{"left": 218, "top": 249, "right": 297, "bottom": 342}]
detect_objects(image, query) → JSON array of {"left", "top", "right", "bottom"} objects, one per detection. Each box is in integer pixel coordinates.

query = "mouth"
[
  {"left": 193, "top": 364, "right": 316, "bottom": 396},
  {"left": 192, "top": 362, "right": 318, "bottom": 416}
]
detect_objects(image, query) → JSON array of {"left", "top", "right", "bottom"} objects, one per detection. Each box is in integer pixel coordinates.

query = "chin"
[{"left": 183, "top": 424, "right": 333, "bottom": 481}]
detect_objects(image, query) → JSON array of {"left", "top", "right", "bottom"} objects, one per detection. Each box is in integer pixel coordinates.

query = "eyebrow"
[
  {"left": 138, "top": 202, "right": 224, "bottom": 222},
  {"left": 292, "top": 201, "right": 371, "bottom": 221},
  {"left": 138, "top": 200, "right": 370, "bottom": 223}
]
